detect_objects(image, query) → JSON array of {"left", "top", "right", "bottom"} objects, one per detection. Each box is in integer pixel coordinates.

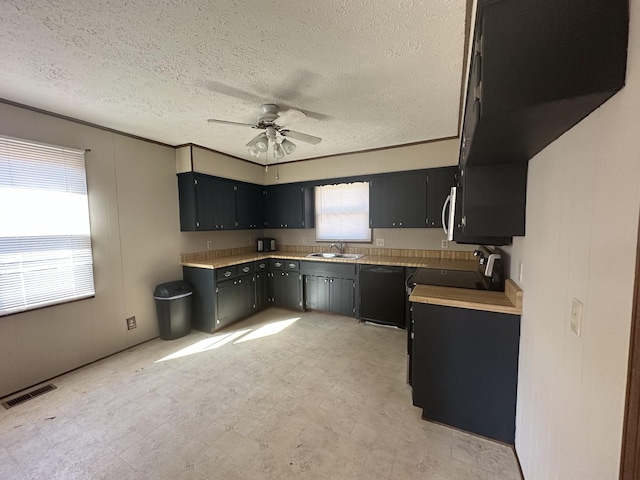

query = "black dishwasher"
[{"left": 359, "top": 265, "right": 405, "bottom": 328}]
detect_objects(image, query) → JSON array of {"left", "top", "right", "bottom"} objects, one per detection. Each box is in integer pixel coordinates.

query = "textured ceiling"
[{"left": 0, "top": 0, "right": 468, "bottom": 164}]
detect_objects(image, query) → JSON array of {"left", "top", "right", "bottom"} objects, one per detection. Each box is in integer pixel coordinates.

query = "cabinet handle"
[
  {"left": 275, "top": 262, "right": 282, "bottom": 267},
  {"left": 288, "top": 263, "right": 296, "bottom": 269},
  {"left": 399, "top": 222, "right": 403, "bottom": 226},
  {"left": 259, "top": 263, "right": 265, "bottom": 268},
  {"left": 243, "top": 267, "right": 250, "bottom": 273},
  {"left": 224, "top": 271, "right": 231, "bottom": 277}
]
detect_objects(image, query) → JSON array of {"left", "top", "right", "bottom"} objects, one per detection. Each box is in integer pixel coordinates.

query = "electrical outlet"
[
  {"left": 302, "top": 237, "right": 307, "bottom": 244},
  {"left": 376, "top": 238, "right": 385, "bottom": 247},
  {"left": 206, "top": 240, "right": 213, "bottom": 250},
  {"left": 570, "top": 298, "right": 583, "bottom": 337},
  {"left": 126, "top": 316, "right": 137, "bottom": 330},
  {"left": 441, "top": 239, "right": 449, "bottom": 249}
]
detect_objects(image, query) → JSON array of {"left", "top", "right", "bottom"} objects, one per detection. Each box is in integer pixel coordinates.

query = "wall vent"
[{"left": 2, "top": 384, "right": 57, "bottom": 409}]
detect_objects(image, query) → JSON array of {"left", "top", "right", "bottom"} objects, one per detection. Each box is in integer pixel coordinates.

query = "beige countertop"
[
  {"left": 181, "top": 251, "right": 479, "bottom": 271},
  {"left": 409, "top": 279, "right": 523, "bottom": 315},
  {"left": 181, "top": 249, "right": 523, "bottom": 315}
]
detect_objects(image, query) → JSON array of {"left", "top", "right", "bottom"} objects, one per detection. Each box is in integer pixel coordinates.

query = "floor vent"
[{"left": 2, "top": 384, "right": 57, "bottom": 409}]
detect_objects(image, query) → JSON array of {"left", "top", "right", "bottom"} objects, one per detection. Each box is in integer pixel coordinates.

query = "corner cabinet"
[
  {"left": 177, "top": 172, "right": 266, "bottom": 231},
  {"left": 461, "top": 0, "right": 628, "bottom": 167},
  {"left": 265, "top": 184, "right": 314, "bottom": 229}
]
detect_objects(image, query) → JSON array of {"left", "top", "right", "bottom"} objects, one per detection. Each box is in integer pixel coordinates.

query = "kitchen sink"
[{"left": 305, "top": 252, "right": 364, "bottom": 260}]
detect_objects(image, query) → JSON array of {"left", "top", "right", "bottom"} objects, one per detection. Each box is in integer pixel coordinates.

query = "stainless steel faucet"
[{"left": 329, "top": 243, "right": 343, "bottom": 254}]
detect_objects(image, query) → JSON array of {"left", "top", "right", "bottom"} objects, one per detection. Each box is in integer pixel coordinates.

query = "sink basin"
[{"left": 305, "top": 252, "right": 364, "bottom": 260}]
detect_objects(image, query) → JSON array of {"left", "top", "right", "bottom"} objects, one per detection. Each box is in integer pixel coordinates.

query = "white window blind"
[
  {"left": 315, "top": 182, "right": 371, "bottom": 242},
  {"left": 0, "top": 136, "right": 95, "bottom": 316}
]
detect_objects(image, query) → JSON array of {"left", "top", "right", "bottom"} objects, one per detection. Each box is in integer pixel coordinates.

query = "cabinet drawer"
[
  {"left": 300, "top": 261, "right": 357, "bottom": 277},
  {"left": 271, "top": 259, "right": 300, "bottom": 271},
  {"left": 237, "top": 262, "right": 254, "bottom": 276},
  {"left": 216, "top": 265, "right": 237, "bottom": 281},
  {"left": 254, "top": 260, "right": 269, "bottom": 271}
]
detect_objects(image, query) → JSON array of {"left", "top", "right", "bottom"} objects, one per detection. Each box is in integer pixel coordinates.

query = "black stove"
[
  {"left": 409, "top": 246, "right": 506, "bottom": 293},
  {"left": 411, "top": 268, "right": 489, "bottom": 290}
]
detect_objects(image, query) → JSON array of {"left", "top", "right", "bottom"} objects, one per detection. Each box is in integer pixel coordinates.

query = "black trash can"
[{"left": 153, "top": 280, "right": 192, "bottom": 340}]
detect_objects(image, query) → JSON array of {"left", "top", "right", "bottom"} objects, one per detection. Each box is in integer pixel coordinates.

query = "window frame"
[
  {"left": 314, "top": 181, "right": 372, "bottom": 243},
  {"left": 0, "top": 135, "right": 95, "bottom": 317}
]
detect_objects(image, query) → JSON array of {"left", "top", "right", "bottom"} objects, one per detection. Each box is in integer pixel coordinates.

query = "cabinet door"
[
  {"left": 369, "top": 176, "right": 395, "bottom": 228},
  {"left": 426, "top": 167, "right": 456, "bottom": 228},
  {"left": 304, "top": 275, "right": 329, "bottom": 311},
  {"left": 460, "top": 163, "right": 527, "bottom": 238},
  {"left": 236, "top": 182, "right": 265, "bottom": 229},
  {"left": 216, "top": 279, "right": 239, "bottom": 329},
  {"left": 177, "top": 173, "right": 198, "bottom": 231},
  {"left": 209, "top": 177, "right": 236, "bottom": 230},
  {"left": 183, "top": 266, "right": 216, "bottom": 332},
  {"left": 266, "top": 184, "right": 312, "bottom": 229},
  {"left": 370, "top": 172, "right": 427, "bottom": 228},
  {"left": 255, "top": 271, "right": 270, "bottom": 311},
  {"left": 411, "top": 303, "right": 520, "bottom": 444},
  {"left": 272, "top": 272, "right": 302, "bottom": 310},
  {"left": 194, "top": 174, "right": 219, "bottom": 230},
  {"left": 236, "top": 274, "right": 255, "bottom": 318},
  {"left": 329, "top": 277, "right": 355, "bottom": 317}
]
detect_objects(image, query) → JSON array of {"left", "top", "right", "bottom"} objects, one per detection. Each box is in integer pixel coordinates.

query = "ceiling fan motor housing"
[{"left": 257, "top": 104, "right": 280, "bottom": 126}]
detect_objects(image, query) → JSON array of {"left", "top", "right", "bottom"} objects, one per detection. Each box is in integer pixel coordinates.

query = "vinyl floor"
[{"left": 0, "top": 308, "right": 522, "bottom": 479}]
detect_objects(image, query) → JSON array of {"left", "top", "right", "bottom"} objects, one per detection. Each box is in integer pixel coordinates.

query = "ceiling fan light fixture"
[
  {"left": 281, "top": 138, "right": 296, "bottom": 155},
  {"left": 273, "top": 143, "right": 285, "bottom": 160},
  {"left": 248, "top": 145, "right": 260, "bottom": 157},
  {"left": 255, "top": 134, "right": 269, "bottom": 152}
]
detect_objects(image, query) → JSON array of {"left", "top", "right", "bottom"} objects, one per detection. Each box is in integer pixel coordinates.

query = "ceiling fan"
[{"left": 207, "top": 104, "right": 322, "bottom": 160}]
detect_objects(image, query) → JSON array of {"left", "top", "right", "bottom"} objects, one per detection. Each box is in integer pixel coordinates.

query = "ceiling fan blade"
[
  {"left": 276, "top": 108, "right": 307, "bottom": 126},
  {"left": 207, "top": 118, "right": 256, "bottom": 128},
  {"left": 281, "top": 130, "right": 322, "bottom": 145}
]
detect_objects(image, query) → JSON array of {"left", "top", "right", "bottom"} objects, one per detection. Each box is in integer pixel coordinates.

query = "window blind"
[
  {"left": 0, "top": 136, "right": 95, "bottom": 316},
  {"left": 315, "top": 182, "right": 371, "bottom": 242}
]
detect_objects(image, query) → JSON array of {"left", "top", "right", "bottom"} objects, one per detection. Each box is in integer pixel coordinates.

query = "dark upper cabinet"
[
  {"left": 425, "top": 167, "right": 456, "bottom": 228},
  {"left": 210, "top": 177, "right": 236, "bottom": 230},
  {"left": 178, "top": 173, "right": 264, "bottom": 231},
  {"left": 462, "top": 0, "right": 628, "bottom": 167},
  {"left": 370, "top": 171, "right": 427, "bottom": 228},
  {"left": 236, "top": 181, "right": 266, "bottom": 229},
  {"left": 265, "top": 184, "right": 314, "bottom": 229},
  {"left": 448, "top": 163, "right": 527, "bottom": 244}
]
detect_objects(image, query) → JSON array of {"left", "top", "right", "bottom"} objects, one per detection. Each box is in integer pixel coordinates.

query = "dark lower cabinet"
[
  {"left": 271, "top": 271, "right": 303, "bottom": 310},
  {"left": 255, "top": 270, "right": 270, "bottom": 311},
  {"left": 215, "top": 274, "right": 255, "bottom": 330},
  {"left": 411, "top": 302, "right": 520, "bottom": 444},
  {"left": 304, "top": 275, "right": 329, "bottom": 310},
  {"left": 328, "top": 277, "right": 355, "bottom": 316},
  {"left": 304, "top": 275, "right": 355, "bottom": 316}
]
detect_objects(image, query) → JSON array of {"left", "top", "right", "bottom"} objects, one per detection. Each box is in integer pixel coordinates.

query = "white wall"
[
  {"left": 0, "top": 103, "right": 184, "bottom": 398},
  {"left": 509, "top": 3, "right": 640, "bottom": 477}
]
